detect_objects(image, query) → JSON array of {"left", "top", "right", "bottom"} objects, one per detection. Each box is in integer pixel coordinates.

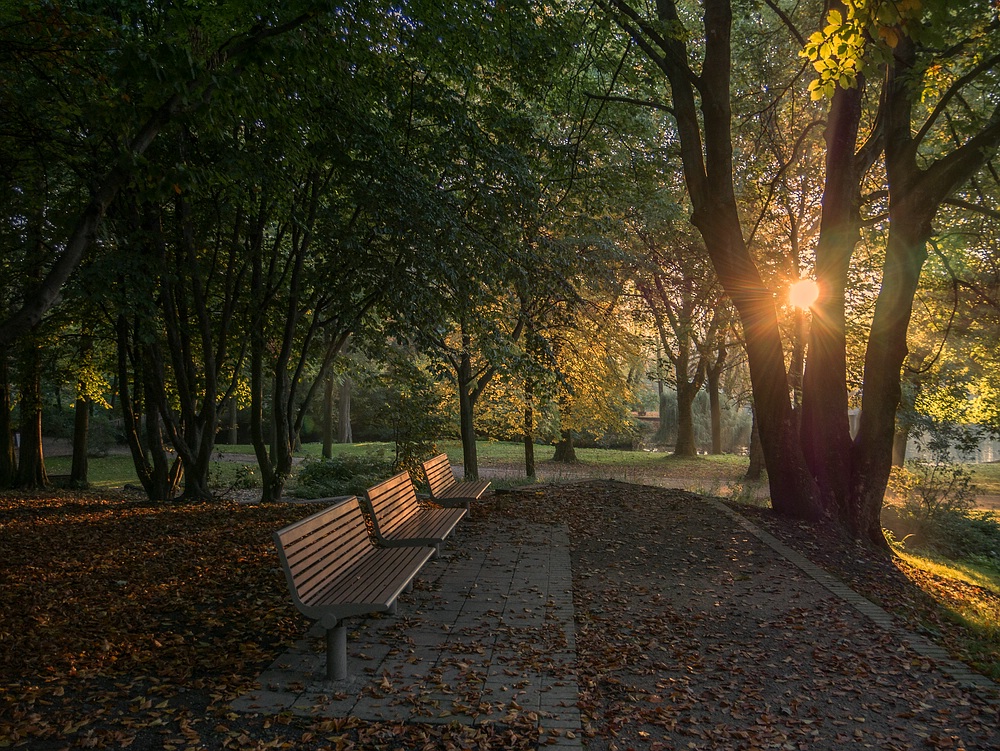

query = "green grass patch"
[
  {"left": 970, "top": 462, "right": 1000, "bottom": 495},
  {"left": 45, "top": 455, "right": 140, "bottom": 489}
]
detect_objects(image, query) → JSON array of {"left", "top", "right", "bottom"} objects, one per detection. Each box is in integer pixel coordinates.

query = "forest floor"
[{"left": 2, "top": 480, "right": 998, "bottom": 750}]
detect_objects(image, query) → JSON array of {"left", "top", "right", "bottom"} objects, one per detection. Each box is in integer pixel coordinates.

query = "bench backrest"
[
  {"left": 421, "top": 454, "right": 456, "bottom": 497},
  {"left": 365, "top": 471, "right": 421, "bottom": 539},
  {"left": 272, "top": 497, "right": 374, "bottom": 610}
]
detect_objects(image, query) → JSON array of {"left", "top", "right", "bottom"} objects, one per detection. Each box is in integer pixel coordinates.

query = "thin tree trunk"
[
  {"left": 745, "top": 407, "right": 764, "bottom": 481},
  {"left": 0, "top": 353, "right": 15, "bottom": 487},
  {"left": 322, "top": 375, "right": 334, "bottom": 458},
  {"left": 458, "top": 351, "right": 479, "bottom": 480},
  {"left": 524, "top": 379, "right": 535, "bottom": 478},
  {"left": 707, "top": 366, "right": 722, "bottom": 455},
  {"left": 338, "top": 377, "right": 352, "bottom": 444},
  {"left": 228, "top": 398, "right": 239, "bottom": 445}
]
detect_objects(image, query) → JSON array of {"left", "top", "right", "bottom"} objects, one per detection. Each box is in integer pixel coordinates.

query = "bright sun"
[{"left": 789, "top": 279, "right": 820, "bottom": 309}]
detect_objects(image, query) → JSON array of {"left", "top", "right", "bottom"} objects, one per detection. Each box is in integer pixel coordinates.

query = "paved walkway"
[
  {"left": 234, "top": 490, "right": 998, "bottom": 750},
  {"left": 233, "top": 517, "right": 583, "bottom": 748}
]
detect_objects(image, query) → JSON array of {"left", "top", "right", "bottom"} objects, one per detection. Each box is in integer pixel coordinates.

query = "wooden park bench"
[
  {"left": 420, "top": 453, "right": 491, "bottom": 509},
  {"left": 272, "top": 497, "right": 435, "bottom": 680},
  {"left": 363, "top": 471, "right": 466, "bottom": 556}
]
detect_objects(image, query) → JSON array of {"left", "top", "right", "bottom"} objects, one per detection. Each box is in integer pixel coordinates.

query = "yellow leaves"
[{"left": 801, "top": 0, "right": 924, "bottom": 99}]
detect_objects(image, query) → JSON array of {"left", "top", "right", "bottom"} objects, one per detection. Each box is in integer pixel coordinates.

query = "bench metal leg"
[
  {"left": 432, "top": 543, "right": 441, "bottom": 559},
  {"left": 388, "top": 599, "right": 398, "bottom": 616},
  {"left": 326, "top": 621, "right": 347, "bottom": 681}
]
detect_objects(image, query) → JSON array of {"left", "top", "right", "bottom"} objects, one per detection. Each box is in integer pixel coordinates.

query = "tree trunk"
[
  {"left": 891, "top": 425, "right": 909, "bottom": 467},
  {"left": 800, "top": 77, "right": 866, "bottom": 519},
  {"left": 745, "top": 406, "right": 764, "bottom": 481},
  {"left": 524, "top": 380, "right": 535, "bottom": 478},
  {"left": 70, "top": 333, "right": 95, "bottom": 487},
  {"left": 338, "top": 376, "right": 352, "bottom": 444},
  {"left": 653, "top": 387, "right": 673, "bottom": 445},
  {"left": 322, "top": 375, "right": 334, "bottom": 458},
  {"left": 70, "top": 396, "right": 90, "bottom": 487},
  {"left": 851, "top": 221, "right": 928, "bottom": 546},
  {"left": 227, "top": 398, "right": 239, "bottom": 446},
  {"left": 674, "top": 380, "right": 698, "bottom": 457},
  {"left": 553, "top": 429, "right": 577, "bottom": 462},
  {"left": 707, "top": 365, "right": 722, "bottom": 455},
  {"left": 639, "top": 0, "right": 821, "bottom": 520},
  {"left": 0, "top": 353, "right": 16, "bottom": 487},
  {"left": 458, "top": 351, "right": 479, "bottom": 480},
  {"left": 15, "top": 344, "right": 47, "bottom": 489},
  {"left": 117, "top": 314, "right": 181, "bottom": 501}
]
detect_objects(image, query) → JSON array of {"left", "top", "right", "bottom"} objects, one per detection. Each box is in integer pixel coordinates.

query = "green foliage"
[
  {"left": 292, "top": 451, "right": 394, "bottom": 499},
  {"left": 888, "top": 459, "right": 977, "bottom": 523}
]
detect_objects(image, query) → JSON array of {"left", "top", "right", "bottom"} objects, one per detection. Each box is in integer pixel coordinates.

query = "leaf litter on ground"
[{"left": 3, "top": 480, "right": 999, "bottom": 750}]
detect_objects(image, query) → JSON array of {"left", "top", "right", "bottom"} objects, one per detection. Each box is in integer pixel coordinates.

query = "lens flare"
[{"left": 789, "top": 279, "right": 820, "bottom": 309}]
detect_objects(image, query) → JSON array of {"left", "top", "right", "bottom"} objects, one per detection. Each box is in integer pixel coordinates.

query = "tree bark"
[
  {"left": 674, "top": 379, "right": 699, "bottom": 457},
  {"left": 322, "top": 375, "right": 334, "bottom": 458},
  {"left": 800, "top": 75, "right": 869, "bottom": 519},
  {"left": 70, "top": 396, "right": 90, "bottom": 487},
  {"left": 553, "top": 429, "right": 577, "bottom": 462},
  {"left": 15, "top": 343, "right": 47, "bottom": 489},
  {"left": 523, "top": 379, "right": 536, "bottom": 478},
  {"left": 745, "top": 406, "right": 764, "bottom": 481},
  {"left": 458, "top": 350, "right": 479, "bottom": 480},
  {"left": 338, "top": 377, "right": 352, "bottom": 444},
  {"left": 707, "top": 364, "right": 723, "bottom": 455},
  {"left": 0, "top": 353, "right": 15, "bottom": 487}
]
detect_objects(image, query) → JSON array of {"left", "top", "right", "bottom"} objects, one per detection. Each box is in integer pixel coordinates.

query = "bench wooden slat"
[
  {"left": 420, "top": 454, "right": 490, "bottom": 508},
  {"left": 272, "top": 497, "right": 436, "bottom": 679},
  {"left": 363, "top": 471, "right": 466, "bottom": 549}
]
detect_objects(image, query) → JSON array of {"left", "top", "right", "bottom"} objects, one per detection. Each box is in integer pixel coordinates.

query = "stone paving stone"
[{"left": 234, "top": 516, "right": 584, "bottom": 748}]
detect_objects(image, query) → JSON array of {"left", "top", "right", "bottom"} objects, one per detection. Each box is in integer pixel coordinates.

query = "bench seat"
[
  {"left": 363, "top": 471, "right": 466, "bottom": 554},
  {"left": 273, "top": 497, "right": 435, "bottom": 679},
  {"left": 421, "top": 453, "right": 491, "bottom": 509}
]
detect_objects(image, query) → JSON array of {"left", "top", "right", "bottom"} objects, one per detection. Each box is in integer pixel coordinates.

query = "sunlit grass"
[
  {"left": 45, "top": 455, "right": 139, "bottom": 488},
  {"left": 895, "top": 548, "right": 1000, "bottom": 596},
  {"left": 969, "top": 462, "right": 1000, "bottom": 495},
  {"left": 892, "top": 547, "right": 1000, "bottom": 679}
]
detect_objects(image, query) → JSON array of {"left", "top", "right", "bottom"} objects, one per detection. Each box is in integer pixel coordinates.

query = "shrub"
[
  {"left": 888, "top": 460, "right": 976, "bottom": 524},
  {"left": 291, "top": 452, "right": 395, "bottom": 499}
]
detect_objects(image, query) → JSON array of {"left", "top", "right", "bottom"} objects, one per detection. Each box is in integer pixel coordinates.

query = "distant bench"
[
  {"left": 363, "top": 471, "right": 467, "bottom": 556},
  {"left": 420, "top": 453, "right": 491, "bottom": 509},
  {"left": 272, "top": 497, "right": 435, "bottom": 680}
]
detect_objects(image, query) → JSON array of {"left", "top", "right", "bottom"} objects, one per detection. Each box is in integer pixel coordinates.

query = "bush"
[
  {"left": 885, "top": 458, "right": 1000, "bottom": 568},
  {"left": 291, "top": 452, "right": 395, "bottom": 499},
  {"left": 888, "top": 460, "right": 976, "bottom": 523}
]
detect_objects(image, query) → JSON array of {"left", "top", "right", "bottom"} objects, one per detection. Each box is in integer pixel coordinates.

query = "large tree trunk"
[
  {"left": 15, "top": 344, "right": 47, "bottom": 489},
  {"left": 634, "top": 0, "right": 822, "bottom": 520},
  {"left": 851, "top": 221, "right": 928, "bottom": 545},
  {"left": 800, "top": 78, "right": 868, "bottom": 519},
  {"left": 673, "top": 379, "right": 698, "bottom": 457},
  {"left": 553, "top": 429, "right": 577, "bottom": 462}
]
